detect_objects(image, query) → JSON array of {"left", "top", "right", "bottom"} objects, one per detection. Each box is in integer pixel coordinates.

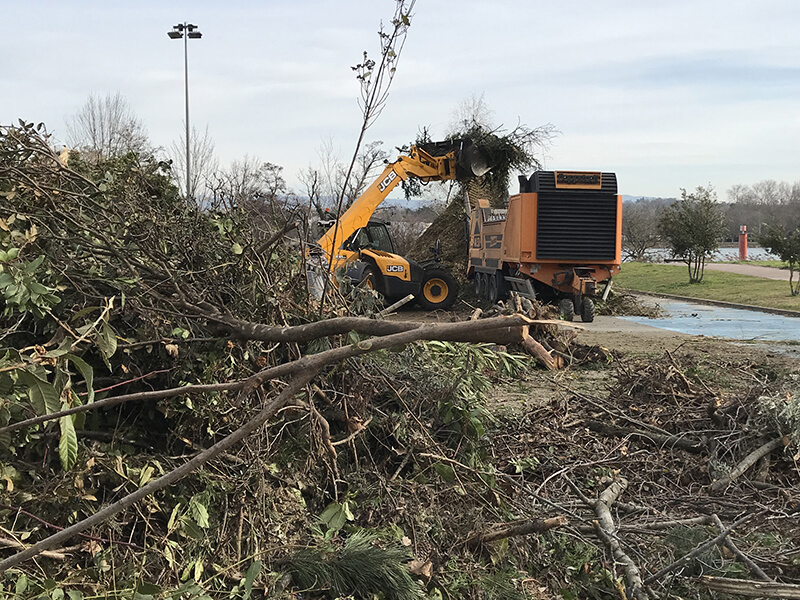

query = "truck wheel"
[
  {"left": 473, "top": 273, "right": 482, "bottom": 297},
  {"left": 487, "top": 272, "right": 499, "bottom": 304},
  {"left": 477, "top": 272, "right": 487, "bottom": 300},
  {"left": 580, "top": 298, "right": 595, "bottom": 323},
  {"left": 417, "top": 268, "right": 458, "bottom": 310},
  {"left": 559, "top": 298, "right": 575, "bottom": 321}
]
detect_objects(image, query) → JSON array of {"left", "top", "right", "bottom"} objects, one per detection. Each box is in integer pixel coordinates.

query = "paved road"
[{"left": 704, "top": 263, "right": 789, "bottom": 280}]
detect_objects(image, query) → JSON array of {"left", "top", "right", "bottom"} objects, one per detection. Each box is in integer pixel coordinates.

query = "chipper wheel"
[
  {"left": 559, "top": 298, "right": 575, "bottom": 321},
  {"left": 580, "top": 297, "right": 595, "bottom": 323}
]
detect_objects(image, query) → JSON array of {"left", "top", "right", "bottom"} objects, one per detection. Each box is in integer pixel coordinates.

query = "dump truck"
[
  {"left": 314, "top": 139, "right": 489, "bottom": 310},
  {"left": 467, "top": 170, "right": 621, "bottom": 321}
]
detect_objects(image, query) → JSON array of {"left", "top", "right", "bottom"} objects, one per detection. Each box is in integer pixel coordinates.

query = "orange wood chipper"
[{"left": 467, "top": 171, "right": 622, "bottom": 322}]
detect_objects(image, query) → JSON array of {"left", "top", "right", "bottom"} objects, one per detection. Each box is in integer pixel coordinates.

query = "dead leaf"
[
  {"left": 165, "top": 343, "right": 179, "bottom": 357},
  {"left": 401, "top": 536, "right": 412, "bottom": 546},
  {"left": 407, "top": 558, "right": 432, "bottom": 580},
  {"left": 82, "top": 539, "right": 103, "bottom": 556}
]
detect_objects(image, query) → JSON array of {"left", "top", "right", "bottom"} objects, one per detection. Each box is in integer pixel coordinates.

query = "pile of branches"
[
  {"left": 0, "top": 122, "right": 584, "bottom": 598},
  {"left": 0, "top": 122, "right": 309, "bottom": 336},
  {"left": 484, "top": 347, "right": 800, "bottom": 599},
  {"left": 3, "top": 122, "right": 797, "bottom": 600}
]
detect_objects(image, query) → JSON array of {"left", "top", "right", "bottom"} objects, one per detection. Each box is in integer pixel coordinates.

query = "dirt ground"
[{"left": 489, "top": 315, "right": 800, "bottom": 419}]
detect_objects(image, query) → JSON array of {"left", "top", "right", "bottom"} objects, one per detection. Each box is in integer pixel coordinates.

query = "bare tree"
[
  {"left": 299, "top": 166, "right": 325, "bottom": 221},
  {"left": 168, "top": 123, "right": 218, "bottom": 200},
  {"left": 66, "top": 92, "right": 149, "bottom": 160},
  {"left": 300, "top": 138, "right": 388, "bottom": 219},
  {"left": 622, "top": 199, "right": 665, "bottom": 261},
  {"left": 446, "top": 93, "right": 495, "bottom": 137},
  {"left": 209, "top": 156, "right": 289, "bottom": 224},
  {"left": 343, "top": 140, "right": 389, "bottom": 208}
]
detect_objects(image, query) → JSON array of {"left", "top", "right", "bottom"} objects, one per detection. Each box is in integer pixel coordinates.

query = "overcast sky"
[{"left": 4, "top": 0, "right": 800, "bottom": 199}]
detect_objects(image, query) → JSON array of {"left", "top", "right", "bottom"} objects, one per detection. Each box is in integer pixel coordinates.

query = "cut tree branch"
[
  {"left": 586, "top": 420, "right": 706, "bottom": 454},
  {"left": 643, "top": 514, "right": 754, "bottom": 585},
  {"left": 0, "top": 315, "right": 539, "bottom": 572},
  {"left": 710, "top": 436, "right": 786, "bottom": 493},
  {"left": 0, "top": 315, "right": 532, "bottom": 436},
  {"left": 709, "top": 514, "right": 771, "bottom": 582},
  {"left": 466, "top": 516, "right": 568, "bottom": 549},
  {"left": 696, "top": 575, "right": 800, "bottom": 598},
  {"left": 0, "top": 369, "right": 318, "bottom": 573},
  {"left": 590, "top": 477, "right": 649, "bottom": 600}
]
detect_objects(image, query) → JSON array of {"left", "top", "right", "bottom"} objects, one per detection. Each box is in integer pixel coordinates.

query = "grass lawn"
[{"left": 615, "top": 262, "right": 800, "bottom": 312}]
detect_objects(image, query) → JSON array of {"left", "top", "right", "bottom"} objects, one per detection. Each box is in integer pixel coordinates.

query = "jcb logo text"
[{"left": 378, "top": 171, "right": 398, "bottom": 192}]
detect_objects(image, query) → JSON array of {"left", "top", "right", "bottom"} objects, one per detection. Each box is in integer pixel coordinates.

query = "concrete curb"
[{"left": 622, "top": 289, "right": 800, "bottom": 319}]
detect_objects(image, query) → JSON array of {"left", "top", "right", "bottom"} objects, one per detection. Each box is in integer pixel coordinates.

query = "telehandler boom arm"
[{"left": 317, "top": 139, "right": 487, "bottom": 265}]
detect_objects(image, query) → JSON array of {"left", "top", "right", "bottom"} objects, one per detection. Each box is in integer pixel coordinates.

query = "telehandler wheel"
[
  {"left": 417, "top": 268, "right": 458, "bottom": 311},
  {"left": 580, "top": 297, "right": 595, "bottom": 322},
  {"left": 559, "top": 298, "right": 575, "bottom": 321}
]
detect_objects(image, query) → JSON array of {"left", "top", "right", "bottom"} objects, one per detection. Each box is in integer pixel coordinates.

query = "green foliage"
[
  {"left": 288, "top": 530, "right": 423, "bottom": 600},
  {"left": 319, "top": 497, "right": 357, "bottom": 533},
  {"left": 0, "top": 217, "right": 60, "bottom": 318},
  {"left": 758, "top": 224, "right": 800, "bottom": 295},
  {"left": 424, "top": 341, "right": 528, "bottom": 443},
  {"left": 58, "top": 413, "right": 77, "bottom": 470},
  {"left": 658, "top": 186, "right": 728, "bottom": 282}
]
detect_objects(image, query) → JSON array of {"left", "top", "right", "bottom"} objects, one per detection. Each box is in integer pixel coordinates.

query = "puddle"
[{"left": 621, "top": 299, "right": 800, "bottom": 343}]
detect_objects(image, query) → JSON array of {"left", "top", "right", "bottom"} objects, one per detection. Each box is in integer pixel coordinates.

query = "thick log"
[
  {"left": 521, "top": 332, "right": 561, "bottom": 369},
  {"left": 216, "top": 314, "right": 532, "bottom": 345},
  {"left": 0, "top": 315, "right": 533, "bottom": 436}
]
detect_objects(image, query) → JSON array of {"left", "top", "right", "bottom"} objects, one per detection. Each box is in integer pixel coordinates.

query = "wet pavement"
[{"left": 622, "top": 297, "right": 800, "bottom": 343}]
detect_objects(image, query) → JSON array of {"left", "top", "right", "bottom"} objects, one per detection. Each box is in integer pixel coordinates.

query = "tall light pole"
[{"left": 167, "top": 22, "right": 202, "bottom": 198}]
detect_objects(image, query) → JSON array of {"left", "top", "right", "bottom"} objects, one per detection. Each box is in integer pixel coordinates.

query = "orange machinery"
[{"left": 467, "top": 171, "right": 622, "bottom": 322}]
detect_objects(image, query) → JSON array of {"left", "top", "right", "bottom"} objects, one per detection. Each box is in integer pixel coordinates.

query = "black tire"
[
  {"left": 359, "top": 265, "right": 382, "bottom": 295},
  {"left": 477, "top": 272, "right": 487, "bottom": 300},
  {"left": 417, "top": 268, "right": 459, "bottom": 311},
  {"left": 487, "top": 271, "right": 499, "bottom": 304},
  {"left": 581, "top": 297, "right": 595, "bottom": 323},
  {"left": 496, "top": 272, "right": 509, "bottom": 302},
  {"left": 559, "top": 298, "right": 575, "bottom": 321},
  {"left": 473, "top": 273, "right": 482, "bottom": 297}
]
